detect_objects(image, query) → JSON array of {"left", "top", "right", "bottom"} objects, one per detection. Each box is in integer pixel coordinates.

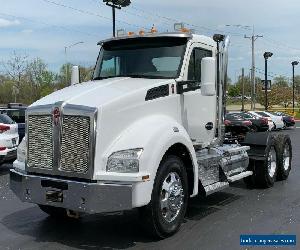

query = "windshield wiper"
[
  {"left": 125, "top": 74, "right": 146, "bottom": 78},
  {"left": 93, "top": 76, "right": 119, "bottom": 80},
  {"left": 93, "top": 74, "right": 171, "bottom": 80}
]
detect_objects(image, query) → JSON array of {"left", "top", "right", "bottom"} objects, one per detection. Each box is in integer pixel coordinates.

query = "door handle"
[{"left": 205, "top": 122, "right": 214, "bottom": 130}]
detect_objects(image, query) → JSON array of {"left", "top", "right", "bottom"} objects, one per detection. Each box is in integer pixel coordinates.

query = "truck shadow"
[
  {"left": 0, "top": 163, "right": 12, "bottom": 176},
  {"left": 2, "top": 191, "right": 241, "bottom": 249},
  {"left": 187, "top": 191, "right": 241, "bottom": 220}
]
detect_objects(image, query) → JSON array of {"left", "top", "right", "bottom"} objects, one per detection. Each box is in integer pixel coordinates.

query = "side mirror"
[
  {"left": 201, "top": 57, "right": 216, "bottom": 96},
  {"left": 71, "top": 65, "right": 80, "bottom": 85}
]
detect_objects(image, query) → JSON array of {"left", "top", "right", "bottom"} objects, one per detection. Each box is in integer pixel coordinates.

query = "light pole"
[
  {"left": 103, "top": 0, "right": 131, "bottom": 37},
  {"left": 292, "top": 61, "right": 299, "bottom": 114},
  {"left": 263, "top": 52, "right": 273, "bottom": 110},
  {"left": 225, "top": 24, "right": 263, "bottom": 110},
  {"left": 64, "top": 41, "right": 84, "bottom": 84}
]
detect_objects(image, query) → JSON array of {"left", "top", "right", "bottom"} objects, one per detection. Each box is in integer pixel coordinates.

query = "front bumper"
[{"left": 10, "top": 169, "right": 132, "bottom": 214}]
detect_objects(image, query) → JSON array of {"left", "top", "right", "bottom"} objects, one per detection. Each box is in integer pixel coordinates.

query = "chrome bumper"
[{"left": 10, "top": 169, "right": 132, "bottom": 214}]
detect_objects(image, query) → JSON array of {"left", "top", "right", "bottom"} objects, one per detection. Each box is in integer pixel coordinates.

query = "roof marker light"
[
  {"left": 150, "top": 25, "right": 157, "bottom": 33},
  {"left": 117, "top": 29, "right": 126, "bottom": 37},
  {"left": 174, "top": 22, "right": 184, "bottom": 31}
]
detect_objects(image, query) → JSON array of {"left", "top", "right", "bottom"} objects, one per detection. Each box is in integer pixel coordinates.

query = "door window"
[{"left": 188, "top": 48, "right": 212, "bottom": 83}]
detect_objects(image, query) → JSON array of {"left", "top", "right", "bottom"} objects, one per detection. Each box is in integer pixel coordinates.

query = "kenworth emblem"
[{"left": 53, "top": 107, "right": 60, "bottom": 126}]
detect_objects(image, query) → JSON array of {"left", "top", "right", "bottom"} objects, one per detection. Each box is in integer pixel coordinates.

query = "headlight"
[
  {"left": 106, "top": 148, "right": 143, "bottom": 173},
  {"left": 17, "top": 136, "right": 27, "bottom": 163}
]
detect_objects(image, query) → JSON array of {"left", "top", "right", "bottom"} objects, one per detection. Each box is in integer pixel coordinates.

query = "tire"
[
  {"left": 39, "top": 205, "right": 68, "bottom": 218},
  {"left": 251, "top": 125, "right": 258, "bottom": 132},
  {"left": 277, "top": 135, "right": 292, "bottom": 180},
  {"left": 139, "top": 155, "right": 188, "bottom": 239},
  {"left": 283, "top": 122, "right": 287, "bottom": 130},
  {"left": 252, "top": 135, "right": 280, "bottom": 188}
]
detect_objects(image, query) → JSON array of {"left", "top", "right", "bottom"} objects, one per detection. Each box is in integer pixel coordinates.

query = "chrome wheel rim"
[
  {"left": 268, "top": 147, "right": 277, "bottom": 178},
  {"left": 160, "top": 172, "right": 184, "bottom": 223},
  {"left": 283, "top": 144, "right": 291, "bottom": 171}
]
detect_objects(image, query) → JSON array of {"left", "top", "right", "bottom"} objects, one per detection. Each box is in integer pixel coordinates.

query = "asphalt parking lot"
[{"left": 0, "top": 124, "right": 299, "bottom": 250}]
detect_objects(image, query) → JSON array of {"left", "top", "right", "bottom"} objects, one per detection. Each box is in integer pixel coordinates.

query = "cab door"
[{"left": 181, "top": 43, "right": 216, "bottom": 146}]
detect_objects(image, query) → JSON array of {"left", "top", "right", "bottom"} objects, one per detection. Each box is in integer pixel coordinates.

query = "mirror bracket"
[{"left": 177, "top": 80, "right": 200, "bottom": 94}]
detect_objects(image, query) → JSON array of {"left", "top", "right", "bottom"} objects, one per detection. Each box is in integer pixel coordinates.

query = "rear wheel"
[
  {"left": 277, "top": 135, "right": 292, "bottom": 180},
  {"left": 251, "top": 125, "right": 258, "bottom": 132},
  {"left": 252, "top": 136, "right": 280, "bottom": 188},
  {"left": 139, "top": 155, "right": 188, "bottom": 239}
]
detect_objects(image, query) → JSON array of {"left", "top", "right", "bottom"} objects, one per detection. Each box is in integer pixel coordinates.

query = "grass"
[{"left": 295, "top": 112, "right": 300, "bottom": 119}]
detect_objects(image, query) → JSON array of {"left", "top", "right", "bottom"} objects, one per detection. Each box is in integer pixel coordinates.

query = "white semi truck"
[{"left": 10, "top": 26, "right": 292, "bottom": 238}]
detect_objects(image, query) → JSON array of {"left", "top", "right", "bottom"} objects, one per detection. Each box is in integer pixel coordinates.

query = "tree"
[
  {"left": 273, "top": 76, "right": 289, "bottom": 87},
  {"left": 256, "top": 85, "right": 292, "bottom": 108},
  {"left": 294, "top": 75, "right": 300, "bottom": 95},
  {"left": 228, "top": 85, "right": 240, "bottom": 97},
  {"left": 234, "top": 75, "right": 251, "bottom": 96},
  {"left": 25, "top": 58, "right": 57, "bottom": 101},
  {"left": 80, "top": 66, "right": 94, "bottom": 83},
  {"left": 1, "top": 51, "right": 28, "bottom": 102},
  {"left": 57, "top": 63, "right": 73, "bottom": 88}
]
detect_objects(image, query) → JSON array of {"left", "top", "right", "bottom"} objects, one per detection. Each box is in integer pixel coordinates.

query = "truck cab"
[{"left": 10, "top": 28, "right": 292, "bottom": 238}]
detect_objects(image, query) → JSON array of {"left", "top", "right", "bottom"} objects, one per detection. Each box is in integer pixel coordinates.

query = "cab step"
[
  {"left": 227, "top": 171, "right": 253, "bottom": 183},
  {"left": 204, "top": 181, "right": 229, "bottom": 195}
]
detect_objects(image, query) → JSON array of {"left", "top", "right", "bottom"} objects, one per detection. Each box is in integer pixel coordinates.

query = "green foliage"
[
  {"left": 0, "top": 53, "right": 94, "bottom": 105},
  {"left": 273, "top": 76, "right": 289, "bottom": 87},
  {"left": 256, "top": 85, "right": 293, "bottom": 108},
  {"left": 228, "top": 85, "right": 240, "bottom": 97}
]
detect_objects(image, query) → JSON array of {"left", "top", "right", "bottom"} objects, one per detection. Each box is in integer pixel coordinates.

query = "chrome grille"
[
  {"left": 60, "top": 116, "right": 91, "bottom": 173},
  {"left": 27, "top": 115, "right": 53, "bottom": 170}
]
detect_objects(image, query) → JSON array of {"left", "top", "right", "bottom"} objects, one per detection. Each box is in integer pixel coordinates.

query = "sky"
[{"left": 1, "top": 0, "right": 300, "bottom": 83}]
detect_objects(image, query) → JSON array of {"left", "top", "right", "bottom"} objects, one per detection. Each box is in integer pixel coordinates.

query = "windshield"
[
  {"left": 256, "top": 112, "right": 269, "bottom": 117},
  {"left": 93, "top": 37, "right": 187, "bottom": 80},
  {"left": 0, "top": 114, "right": 15, "bottom": 124},
  {"left": 235, "top": 112, "right": 253, "bottom": 119},
  {"left": 3, "top": 109, "right": 25, "bottom": 123}
]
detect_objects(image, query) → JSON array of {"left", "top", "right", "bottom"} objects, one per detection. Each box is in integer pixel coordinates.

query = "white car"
[
  {"left": 248, "top": 111, "right": 274, "bottom": 131},
  {"left": 0, "top": 114, "right": 19, "bottom": 164},
  {"left": 251, "top": 111, "right": 284, "bottom": 130}
]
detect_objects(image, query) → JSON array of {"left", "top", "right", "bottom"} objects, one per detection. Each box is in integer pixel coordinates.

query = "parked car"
[
  {"left": 225, "top": 113, "right": 253, "bottom": 133},
  {"left": 254, "top": 111, "right": 284, "bottom": 130},
  {"left": 231, "top": 112, "right": 269, "bottom": 132},
  {"left": 0, "top": 114, "right": 19, "bottom": 164},
  {"left": 248, "top": 111, "right": 274, "bottom": 131},
  {"left": 273, "top": 112, "right": 295, "bottom": 128},
  {"left": 0, "top": 106, "right": 26, "bottom": 141}
]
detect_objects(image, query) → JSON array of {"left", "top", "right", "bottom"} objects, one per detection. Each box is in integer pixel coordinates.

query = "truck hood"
[{"left": 31, "top": 77, "right": 173, "bottom": 108}]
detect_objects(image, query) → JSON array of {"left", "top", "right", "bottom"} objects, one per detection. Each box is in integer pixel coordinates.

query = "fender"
[{"left": 98, "top": 114, "right": 199, "bottom": 207}]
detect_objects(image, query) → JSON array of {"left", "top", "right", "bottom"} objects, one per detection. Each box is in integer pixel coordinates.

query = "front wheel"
[
  {"left": 139, "top": 155, "right": 188, "bottom": 239},
  {"left": 277, "top": 135, "right": 292, "bottom": 180}
]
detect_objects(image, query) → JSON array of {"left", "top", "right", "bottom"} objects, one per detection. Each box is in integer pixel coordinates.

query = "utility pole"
[
  {"left": 241, "top": 68, "right": 245, "bottom": 111},
  {"left": 245, "top": 26, "right": 263, "bottom": 110}
]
